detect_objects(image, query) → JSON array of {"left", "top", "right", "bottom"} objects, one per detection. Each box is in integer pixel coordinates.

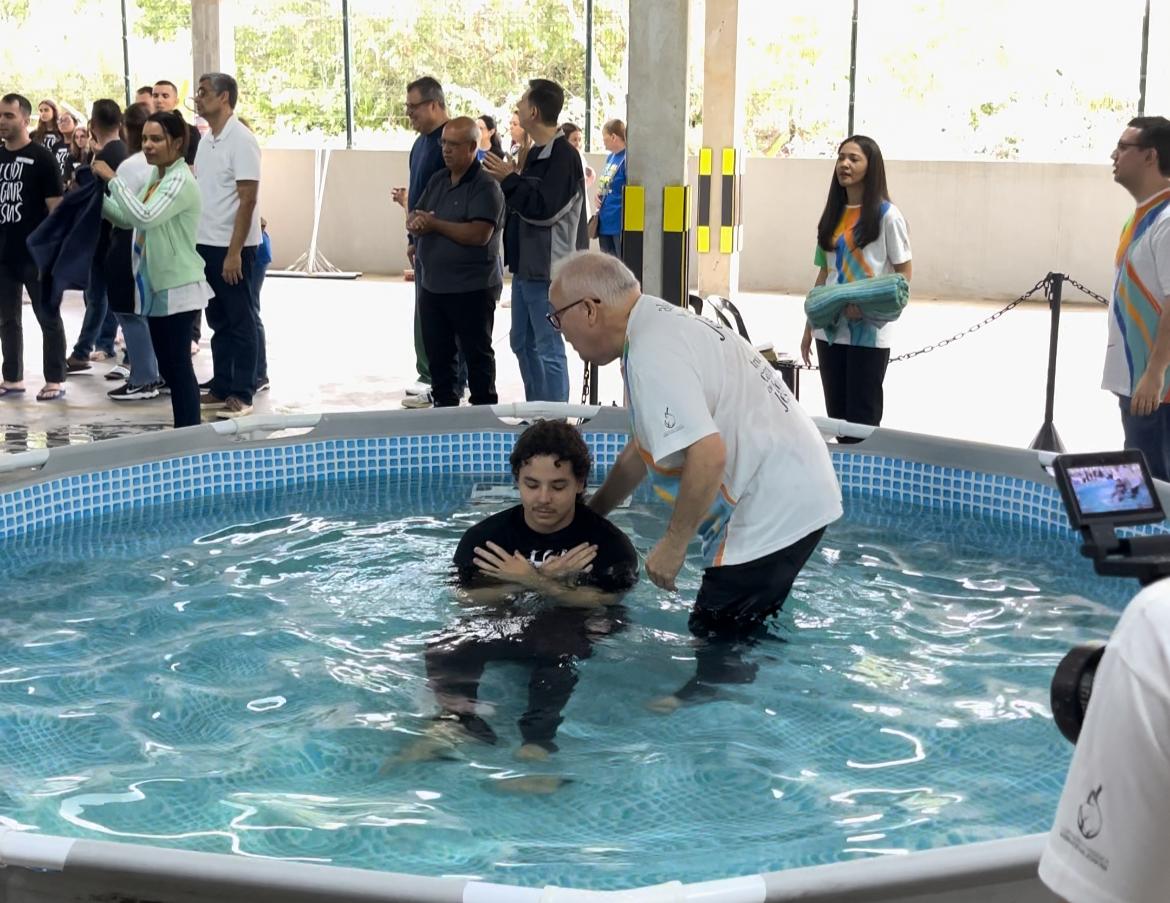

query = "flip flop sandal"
[
  {"left": 0, "top": 386, "right": 26, "bottom": 397},
  {"left": 35, "top": 387, "right": 66, "bottom": 402}
]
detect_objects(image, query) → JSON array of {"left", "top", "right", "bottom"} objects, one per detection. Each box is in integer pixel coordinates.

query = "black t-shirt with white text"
[
  {"left": 0, "top": 141, "right": 64, "bottom": 266},
  {"left": 454, "top": 502, "right": 638, "bottom": 593}
]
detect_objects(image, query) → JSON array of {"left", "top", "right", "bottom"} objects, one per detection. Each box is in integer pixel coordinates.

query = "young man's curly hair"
[{"left": 509, "top": 420, "right": 592, "bottom": 486}]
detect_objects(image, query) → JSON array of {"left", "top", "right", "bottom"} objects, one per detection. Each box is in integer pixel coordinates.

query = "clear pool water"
[{"left": 0, "top": 474, "right": 1127, "bottom": 889}]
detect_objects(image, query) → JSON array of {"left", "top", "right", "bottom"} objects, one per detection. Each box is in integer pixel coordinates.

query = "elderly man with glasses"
[
  {"left": 407, "top": 117, "right": 505, "bottom": 407},
  {"left": 548, "top": 250, "right": 842, "bottom": 712}
]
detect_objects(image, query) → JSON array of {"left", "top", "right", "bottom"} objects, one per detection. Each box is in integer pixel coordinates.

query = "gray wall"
[{"left": 259, "top": 149, "right": 1129, "bottom": 300}]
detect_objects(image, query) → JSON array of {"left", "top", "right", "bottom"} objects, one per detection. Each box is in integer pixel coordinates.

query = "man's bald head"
[
  {"left": 551, "top": 251, "right": 640, "bottom": 310},
  {"left": 549, "top": 251, "right": 641, "bottom": 366},
  {"left": 444, "top": 116, "right": 480, "bottom": 146}
]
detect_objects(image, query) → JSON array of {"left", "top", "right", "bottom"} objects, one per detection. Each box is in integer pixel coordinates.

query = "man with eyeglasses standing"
[
  {"left": 392, "top": 76, "right": 449, "bottom": 409},
  {"left": 1098, "top": 117, "right": 1170, "bottom": 481},
  {"left": 408, "top": 117, "right": 505, "bottom": 408}
]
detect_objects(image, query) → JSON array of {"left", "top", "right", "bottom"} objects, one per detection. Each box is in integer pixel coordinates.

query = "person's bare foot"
[
  {"left": 515, "top": 743, "right": 550, "bottom": 762},
  {"left": 646, "top": 694, "right": 683, "bottom": 715},
  {"left": 491, "top": 774, "right": 567, "bottom": 795}
]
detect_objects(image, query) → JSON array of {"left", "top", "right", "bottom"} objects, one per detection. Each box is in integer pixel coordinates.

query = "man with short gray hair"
[
  {"left": 549, "top": 251, "right": 842, "bottom": 709},
  {"left": 408, "top": 117, "right": 505, "bottom": 407},
  {"left": 194, "top": 71, "right": 262, "bottom": 419}
]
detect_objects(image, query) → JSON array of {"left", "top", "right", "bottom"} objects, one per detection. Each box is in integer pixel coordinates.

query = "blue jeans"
[
  {"left": 113, "top": 311, "right": 159, "bottom": 386},
  {"left": 1119, "top": 395, "right": 1170, "bottom": 481},
  {"left": 509, "top": 278, "right": 568, "bottom": 402},
  {"left": 72, "top": 265, "right": 118, "bottom": 359},
  {"left": 199, "top": 244, "right": 259, "bottom": 405}
]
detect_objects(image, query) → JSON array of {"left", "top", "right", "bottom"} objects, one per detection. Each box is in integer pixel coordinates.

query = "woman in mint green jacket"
[{"left": 92, "top": 111, "right": 209, "bottom": 428}]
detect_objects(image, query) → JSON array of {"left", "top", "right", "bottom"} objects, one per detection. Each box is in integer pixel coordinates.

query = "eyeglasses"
[
  {"left": 405, "top": 100, "right": 434, "bottom": 113},
  {"left": 1116, "top": 141, "right": 1147, "bottom": 153},
  {"left": 546, "top": 297, "right": 593, "bottom": 330},
  {"left": 439, "top": 138, "right": 475, "bottom": 148}
]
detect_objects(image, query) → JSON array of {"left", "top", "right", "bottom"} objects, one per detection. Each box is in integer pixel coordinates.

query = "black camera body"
[{"left": 1050, "top": 449, "right": 1170, "bottom": 743}]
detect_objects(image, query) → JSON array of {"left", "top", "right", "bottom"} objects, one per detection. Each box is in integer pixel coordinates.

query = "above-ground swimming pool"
[{"left": 0, "top": 406, "right": 1132, "bottom": 902}]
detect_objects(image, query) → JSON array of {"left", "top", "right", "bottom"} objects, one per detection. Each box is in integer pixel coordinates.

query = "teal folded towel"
[{"left": 803, "top": 273, "right": 910, "bottom": 330}]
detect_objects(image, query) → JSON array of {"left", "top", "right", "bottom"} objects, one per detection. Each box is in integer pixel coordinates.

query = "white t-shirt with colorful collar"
[
  {"left": 1101, "top": 186, "right": 1170, "bottom": 401},
  {"left": 811, "top": 202, "right": 912, "bottom": 349},
  {"left": 622, "top": 295, "right": 842, "bottom": 567}
]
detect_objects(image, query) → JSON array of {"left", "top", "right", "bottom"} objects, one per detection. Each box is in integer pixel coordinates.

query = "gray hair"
[
  {"left": 551, "top": 251, "right": 640, "bottom": 308},
  {"left": 199, "top": 72, "right": 238, "bottom": 109}
]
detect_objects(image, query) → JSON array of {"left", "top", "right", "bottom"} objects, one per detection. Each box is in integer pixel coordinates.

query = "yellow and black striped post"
[
  {"left": 621, "top": 184, "right": 645, "bottom": 283},
  {"left": 720, "top": 147, "right": 740, "bottom": 254},
  {"left": 696, "top": 147, "right": 713, "bottom": 254},
  {"left": 662, "top": 184, "right": 691, "bottom": 307}
]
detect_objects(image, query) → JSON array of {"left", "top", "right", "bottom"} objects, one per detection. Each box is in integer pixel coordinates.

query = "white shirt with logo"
[
  {"left": 192, "top": 114, "right": 262, "bottom": 247},
  {"left": 1038, "top": 578, "right": 1170, "bottom": 903},
  {"left": 622, "top": 295, "right": 842, "bottom": 567}
]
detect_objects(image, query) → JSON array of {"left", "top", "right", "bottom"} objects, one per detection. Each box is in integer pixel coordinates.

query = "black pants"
[
  {"left": 598, "top": 233, "right": 622, "bottom": 257},
  {"left": 149, "top": 311, "right": 201, "bottom": 428},
  {"left": 199, "top": 244, "right": 259, "bottom": 405},
  {"left": 419, "top": 286, "right": 497, "bottom": 407},
  {"left": 424, "top": 606, "right": 621, "bottom": 752},
  {"left": 815, "top": 339, "right": 890, "bottom": 444},
  {"left": 0, "top": 261, "right": 66, "bottom": 383},
  {"left": 678, "top": 526, "right": 826, "bottom": 698}
]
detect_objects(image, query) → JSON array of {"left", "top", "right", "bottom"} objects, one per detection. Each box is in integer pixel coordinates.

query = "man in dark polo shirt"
[{"left": 408, "top": 117, "right": 505, "bottom": 407}]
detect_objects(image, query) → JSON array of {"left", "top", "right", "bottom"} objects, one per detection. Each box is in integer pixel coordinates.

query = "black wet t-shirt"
[{"left": 454, "top": 502, "right": 638, "bottom": 592}]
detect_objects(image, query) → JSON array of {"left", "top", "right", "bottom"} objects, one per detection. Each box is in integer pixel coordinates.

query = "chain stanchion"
[{"left": 1029, "top": 273, "right": 1065, "bottom": 452}]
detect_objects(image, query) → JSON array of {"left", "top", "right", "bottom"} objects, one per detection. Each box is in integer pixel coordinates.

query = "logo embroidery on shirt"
[
  {"left": 664, "top": 406, "right": 677, "bottom": 432},
  {"left": 1077, "top": 785, "right": 1103, "bottom": 840}
]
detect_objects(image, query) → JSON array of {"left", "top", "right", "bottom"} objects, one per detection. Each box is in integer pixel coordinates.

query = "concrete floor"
[{"left": 0, "top": 275, "right": 1121, "bottom": 457}]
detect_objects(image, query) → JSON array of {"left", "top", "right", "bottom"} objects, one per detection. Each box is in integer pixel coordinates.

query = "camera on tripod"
[{"left": 1050, "top": 449, "right": 1170, "bottom": 744}]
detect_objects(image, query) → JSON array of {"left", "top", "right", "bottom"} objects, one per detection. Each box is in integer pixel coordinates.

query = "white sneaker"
[
  {"left": 105, "top": 364, "right": 130, "bottom": 381},
  {"left": 401, "top": 391, "right": 433, "bottom": 409},
  {"left": 405, "top": 381, "right": 430, "bottom": 396}
]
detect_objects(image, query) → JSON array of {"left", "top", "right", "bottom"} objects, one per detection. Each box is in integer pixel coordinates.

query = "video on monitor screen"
[{"left": 1066, "top": 462, "right": 1157, "bottom": 515}]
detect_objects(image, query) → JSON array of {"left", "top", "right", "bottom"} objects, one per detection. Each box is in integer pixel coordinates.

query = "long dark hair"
[
  {"left": 816, "top": 134, "right": 890, "bottom": 252},
  {"left": 31, "top": 99, "right": 60, "bottom": 144},
  {"left": 478, "top": 114, "right": 504, "bottom": 158},
  {"left": 145, "top": 110, "right": 190, "bottom": 159}
]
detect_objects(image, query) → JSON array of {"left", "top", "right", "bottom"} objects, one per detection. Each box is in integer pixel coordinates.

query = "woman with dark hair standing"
[
  {"left": 475, "top": 114, "right": 505, "bottom": 161},
  {"left": 31, "top": 100, "right": 61, "bottom": 151},
  {"left": 799, "top": 135, "right": 912, "bottom": 437},
  {"left": 91, "top": 111, "right": 208, "bottom": 428}
]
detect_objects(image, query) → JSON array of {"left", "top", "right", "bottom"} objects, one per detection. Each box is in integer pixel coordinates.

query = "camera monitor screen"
[{"left": 1053, "top": 451, "right": 1165, "bottom": 530}]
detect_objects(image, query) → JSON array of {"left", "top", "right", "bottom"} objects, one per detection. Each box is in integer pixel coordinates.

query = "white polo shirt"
[
  {"left": 622, "top": 295, "right": 842, "bottom": 567},
  {"left": 193, "top": 114, "right": 262, "bottom": 248}
]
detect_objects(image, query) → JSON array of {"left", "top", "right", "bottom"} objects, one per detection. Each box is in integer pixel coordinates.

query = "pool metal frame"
[{"left": 0, "top": 403, "right": 1119, "bottom": 903}]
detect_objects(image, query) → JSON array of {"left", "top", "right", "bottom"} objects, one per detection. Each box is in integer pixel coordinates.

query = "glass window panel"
[
  {"left": 853, "top": 0, "right": 1146, "bottom": 162},
  {"left": 739, "top": 0, "right": 853, "bottom": 158}
]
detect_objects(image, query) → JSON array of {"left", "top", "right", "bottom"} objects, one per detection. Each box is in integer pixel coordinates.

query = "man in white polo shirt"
[
  {"left": 193, "top": 71, "right": 261, "bottom": 419},
  {"left": 550, "top": 251, "right": 843, "bottom": 710}
]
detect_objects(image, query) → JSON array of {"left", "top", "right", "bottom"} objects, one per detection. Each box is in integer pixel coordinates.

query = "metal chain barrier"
[{"left": 1065, "top": 275, "right": 1110, "bottom": 306}]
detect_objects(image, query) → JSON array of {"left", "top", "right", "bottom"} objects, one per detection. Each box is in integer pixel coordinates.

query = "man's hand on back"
[{"left": 646, "top": 537, "right": 687, "bottom": 592}]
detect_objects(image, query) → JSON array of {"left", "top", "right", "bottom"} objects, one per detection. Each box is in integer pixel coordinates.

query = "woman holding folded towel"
[{"left": 799, "top": 136, "right": 911, "bottom": 440}]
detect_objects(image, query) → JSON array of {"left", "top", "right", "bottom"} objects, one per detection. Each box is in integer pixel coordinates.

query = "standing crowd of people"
[
  {"left": 394, "top": 74, "right": 629, "bottom": 410},
  {"left": 0, "top": 74, "right": 268, "bottom": 426}
]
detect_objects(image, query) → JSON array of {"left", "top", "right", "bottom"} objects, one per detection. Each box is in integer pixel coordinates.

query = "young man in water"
[{"left": 412, "top": 420, "right": 638, "bottom": 764}]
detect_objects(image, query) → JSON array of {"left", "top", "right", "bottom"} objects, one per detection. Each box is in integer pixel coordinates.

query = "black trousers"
[
  {"left": 199, "top": 244, "right": 259, "bottom": 405},
  {"left": 678, "top": 526, "right": 826, "bottom": 698},
  {"left": 149, "top": 311, "right": 201, "bottom": 428},
  {"left": 419, "top": 286, "right": 497, "bottom": 407},
  {"left": 424, "top": 606, "right": 621, "bottom": 752},
  {"left": 815, "top": 339, "right": 891, "bottom": 444},
  {"left": 0, "top": 261, "right": 66, "bottom": 383}
]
